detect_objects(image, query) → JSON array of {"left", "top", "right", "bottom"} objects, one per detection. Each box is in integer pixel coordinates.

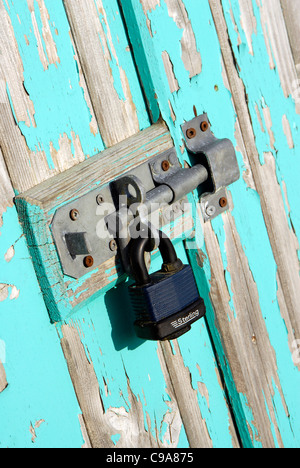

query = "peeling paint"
[
  {"left": 0, "top": 207, "right": 84, "bottom": 448},
  {"left": 4, "top": 245, "right": 15, "bottom": 263},
  {"left": 282, "top": 114, "right": 294, "bottom": 149},
  {"left": 30, "top": 419, "right": 45, "bottom": 443},
  {"left": 0, "top": 284, "right": 19, "bottom": 302},
  {"left": 0, "top": 361, "right": 8, "bottom": 394},
  {"left": 3, "top": 0, "right": 104, "bottom": 174},
  {"left": 164, "top": 0, "right": 202, "bottom": 78}
]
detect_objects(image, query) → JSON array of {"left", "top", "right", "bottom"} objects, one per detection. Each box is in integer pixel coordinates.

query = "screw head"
[
  {"left": 109, "top": 239, "right": 117, "bottom": 252},
  {"left": 161, "top": 160, "right": 170, "bottom": 172},
  {"left": 70, "top": 209, "right": 79, "bottom": 221},
  {"left": 186, "top": 128, "right": 197, "bottom": 139},
  {"left": 219, "top": 197, "right": 228, "bottom": 208},
  {"left": 200, "top": 121, "right": 209, "bottom": 132},
  {"left": 96, "top": 194, "right": 104, "bottom": 205},
  {"left": 83, "top": 256, "right": 94, "bottom": 268},
  {"left": 206, "top": 205, "right": 216, "bottom": 217}
]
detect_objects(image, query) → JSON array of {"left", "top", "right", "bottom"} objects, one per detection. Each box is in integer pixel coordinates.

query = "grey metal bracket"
[
  {"left": 51, "top": 115, "right": 240, "bottom": 280},
  {"left": 181, "top": 113, "right": 240, "bottom": 222},
  {"left": 51, "top": 148, "right": 208, "bottom": 279}
]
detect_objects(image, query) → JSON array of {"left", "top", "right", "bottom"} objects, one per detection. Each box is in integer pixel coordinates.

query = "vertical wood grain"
[
  {"left": 63, "top": 0, "right": 150, "bottom": 146},
  {"left": 119, "top": 0, "right": 300, "bottom": 447}
]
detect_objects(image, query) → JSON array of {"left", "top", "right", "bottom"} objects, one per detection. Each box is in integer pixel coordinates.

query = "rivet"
[
  {"left": 161, "top": 160, "right": 170, "bottom": 172},
  {"left": 186, "top": 128, "right": 197, "bottom": 139},
  {"left": 109, "top": 239, "right": 117, "bottom": 251},
  {"left": 83, "top": 256, "right": 94, "bottom": 268},
  {"left": 70, "top": 209, "right": 79, "bottom": 221},
  {"left": 200, "top": 121, "right": 209, "bottom": 132},
  {"left": 219, "top": 197, "right": 228, "bottom": 208}
]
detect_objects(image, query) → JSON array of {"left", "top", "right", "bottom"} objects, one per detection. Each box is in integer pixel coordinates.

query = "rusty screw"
[
  {"left": 161, "top": 160, "right": 170, "bottom": 172},
  {"left": 200, "top": 121, "right": 209, "bottom": 132},
  {"left": 83, "top": 256, "right": 94, "bottom": 268},
  {"left": 186, "top": 128, "right": 197, "bottom": 139},
  {"left": 109, "top": 239, "right": 117, "bottom": 252},
  {"left": 70, "top": 209, "right": 79, "bottom": 221},
  {"left": 219, "top": 197, "right": 228, "bottom": 208},
  {"left": 96, "top": 194, "right": 104, "bottom": 205}
]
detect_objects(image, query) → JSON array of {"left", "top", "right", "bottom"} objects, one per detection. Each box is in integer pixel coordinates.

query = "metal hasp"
[
  {"left": 51, "top": 115, "right": 239, "bottom": 279},
  {"left": 51, "top": 148, "right": 208, "bottom": 279},
  {"left": 182, "top": 114, "right": 240, "bottom": 221}
]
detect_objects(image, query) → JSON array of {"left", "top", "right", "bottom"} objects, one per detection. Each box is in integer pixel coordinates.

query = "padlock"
[{"left": 128, "top": 231, "right": 206, "bottom": 341}]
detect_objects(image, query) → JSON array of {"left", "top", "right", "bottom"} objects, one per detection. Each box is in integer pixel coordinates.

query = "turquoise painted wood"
[
  {"left": 119, "top": 0, "right": 300, "bottom": 448},
  {"left": 0, "top": 0, "right": 239, "bottom": 448},
  {"left": 221, "top": 0, "right": 300, "bottom": 446},
  {"left": 0, "top": 207, "right": 85, "bottom": 448},
  {"left": 1, "top": 0, "right": 299, "bottom": 448}
]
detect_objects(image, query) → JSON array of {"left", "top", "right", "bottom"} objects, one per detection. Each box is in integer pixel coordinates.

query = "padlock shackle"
[{"left": 129, "top": 231, "right": 178, "bottom": 286}]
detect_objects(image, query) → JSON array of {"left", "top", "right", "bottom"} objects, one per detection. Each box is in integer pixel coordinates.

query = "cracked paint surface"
[
  {"left": 4, "top": 0, "right": 104, "bottom": 171},
  {"left": 120, "top": 0, "right": 300, "bottom": 447}
]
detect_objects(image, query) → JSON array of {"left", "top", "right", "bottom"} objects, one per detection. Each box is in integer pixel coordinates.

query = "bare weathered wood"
[
  {"left": 19, "top": 122, "right": 171, "bottom": 211},
  {"left": 159, "top": 340, "right": 239, "bottom": 448},
  {"left": 210, "top": 0, "right": 300, "bottom": 347},
  {"left": 61, "top": 325, "right": 185, "bottom": 448},
  {"left": 234, "top": 0, "right": 300, "bottom": 113},
  {"left": 63, "top": 0, "right": 145, "bottom": 147},
  {"left": 0, "top": 362, "right": 7, "bottom": 394},
  {"left": 208, "top": 0, "right": 300, "bottom": 445},
  {"left": 60, "top": 325, "right": 115, "bottom": 448},
  {"left": 0, "top": 147, "right": 14, "bottom": 226},
  {"left": 0, "top": 0, "right": 198, "bottom": 448},
  {"left": 280, "top": 0, "right": 300, "bottom": 75},
  {"left": 0, "top": 1, "right": 101, "bottom": 193}
]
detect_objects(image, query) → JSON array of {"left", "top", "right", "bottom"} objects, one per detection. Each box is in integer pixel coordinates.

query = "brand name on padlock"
[{"left": 171, "top": 310, "right": 200, "bottom": 329}]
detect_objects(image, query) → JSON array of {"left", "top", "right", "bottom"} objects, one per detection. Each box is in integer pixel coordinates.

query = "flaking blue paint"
[
  {"left": 120, "top": 0, "right": 252, "bottom": 446},
  {"left": 59, "top": 240, "right": 236, "bottom": 447},
  {"left": 120, "top": 0, "right": 300, "bottom": 447},
  {"left": 0, "top": 207, "right": 84, "bottom": 448},
  {"left": 222, "top": 0, "right": 300, "bottom": 447},
  {"left": 4, "top": 0, "right": 105, "bottom": 169}
]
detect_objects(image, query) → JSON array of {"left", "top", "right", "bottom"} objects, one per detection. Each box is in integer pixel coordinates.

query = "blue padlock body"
[{"left": 129, "top": 265, "right": 200, "bottom": 323}]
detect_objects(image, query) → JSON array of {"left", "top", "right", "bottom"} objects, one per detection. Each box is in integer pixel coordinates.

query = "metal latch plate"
[{"left": 51, "top": 149, "right": 190, "bottom": 279}]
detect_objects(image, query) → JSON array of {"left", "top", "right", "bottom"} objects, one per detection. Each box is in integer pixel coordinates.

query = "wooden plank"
[
  {"left": 0, "top": 147, "right": 14, "bottom": 225},
  {"left": 0, "top": 0, "right": 105, "bottom": 193},
  {"left": 15, "top": 122, "right": 181, "bottom": 321},
  {"left": 280, "top": 0, "right": 300, "bottom": 75},
  {"left": 234, "top": 0, "right": 300, "bottom": 113},
  {"left": 0, "top": 151, "right": 85, "bottom": 447},
  {"left": 1, "top": 0, "right": 225, "bottom": 449},
  {"left": 63, "top": 0, "right": 150, "bottom": 147},
  {"left": 119, "top": 0, "right": 300, "bottom": 447},
  {"left": 209, "top": 0, "right": 300, "bottom": 446}
]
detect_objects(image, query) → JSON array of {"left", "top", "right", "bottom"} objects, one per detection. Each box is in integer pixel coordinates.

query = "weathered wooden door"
[{"left": 0, "top": 0, "right": 299, "bottom": 449}]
